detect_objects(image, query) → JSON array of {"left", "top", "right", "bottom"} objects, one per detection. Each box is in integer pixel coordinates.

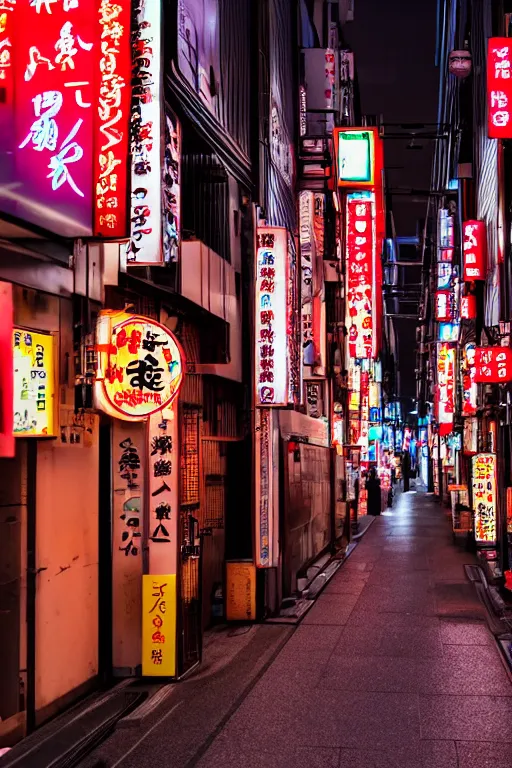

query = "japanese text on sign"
[
  {"left": 463, "top": 221, "right": 486, "bottom": 281},
  {"left": 346, "top": 193, "right": 376, "bottom": 359},
  {"left": 126, "top": 1, "right": 162, "bottom": 264},
  {"left": 255, "top": 227, "right": 290, "bottom": 406},
  {"left": 93, "top": 0, "right": 131, "bottom": 238},
  {"left": 472, "top": 453, "right": 497, "bottom": 544},
  {"left": 487, "top": 39, "right": 512, "bottom": 139},
  {"left": 13, "top": 328, "right": 55, "bottom": 437},
  {"left": 117, "top": 436, "right": 142, "bottom": 557},
  {"left": 142, "top": 574, "right": 176, "bottom": 676},
  {"left": 95, "top": 313, "right": 184, "bottom": 421},
  {"left": 436, "top": 343, "right": 455, "bottom": 434},
  {"left": 474, "top": 346, "right": 512, "bottom": 383}
]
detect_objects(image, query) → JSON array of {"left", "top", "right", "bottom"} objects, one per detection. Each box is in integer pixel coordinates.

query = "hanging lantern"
[{"left": 449, "top": 50, "right": 472, "bottom": 78}]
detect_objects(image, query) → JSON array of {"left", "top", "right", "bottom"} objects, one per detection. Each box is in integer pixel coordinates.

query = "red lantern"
[
  {"left": 463, "top": 221, "right": 486, "bottom": 281},
  {"left": 474, "top": 347, "right": 512, "bottom": 383},
  {"left": 460, "top": 295, "right": 477, "bottom": 319}
]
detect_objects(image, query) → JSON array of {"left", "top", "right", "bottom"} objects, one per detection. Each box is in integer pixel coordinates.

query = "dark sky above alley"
[{"left": 345, "top": 0, "right": 439, "bottom": 398}]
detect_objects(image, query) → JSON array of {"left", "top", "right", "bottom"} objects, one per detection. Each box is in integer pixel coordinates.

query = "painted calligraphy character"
[
  {"left": 116, "top": 328, "right": 141, "bottom": 354},
  {"left": 259, "top": 371, "right": 274, "bottom": 383},
  {"left": 259, "top": 250, "right": 274, "bottom": 265},
  {"left": 151, "top": 649, "right": 163, "bottom": 665},
  {"left": 120, "top": 525, "right": 141, "bottom": 556},
  {"left": 24, "top": 47, "right": 55, "bottom": 82},
  {"left": 260, "top": 311, "right": 274, "bottom": 325},
  {"left": 126, "top": 354, "right": 164, "bottom": 392},
  {"left": 55, "top": 22, "right": 92, "bottom": 71},
  {"left": 151, "top": 482, "right": 171, "bottom": 497},
  {"left": 142, "top": 331, "right": 165, "bottom": 353},
  {"left": 260, "top": 329, "right": 275, "bottom": 343},
  {"left": 153, "top": 458, "right": 172, "bottom": 477},
  {"left": 150, "top": 504, "right": 171, "bottom": 543},
  {"left": 260, "top": 278, "right": 275, "bottom": 293},
  {"left": 64, "top": 80, "right": 92, "bottom": 108},
  {"left": 151, "top": 631, "right": 165, "bottom": 644},
  {"left": 29, "top": 0, "right": 57, "bottom": 13},
  {"left": 47, "top": 118, "right": 85, "bottom": 197},
  {"left": 19, "top": 90, "right": 63, "bottom": 152},
  {"left": 151, "top": 435, "right": 173, "bottom": 456}
]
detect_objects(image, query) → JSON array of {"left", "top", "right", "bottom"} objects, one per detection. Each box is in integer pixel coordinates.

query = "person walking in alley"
[
  {"left": 402, "top": 450, "right": 411, "bottom": 492},
  {"left": 366, "top": 467, "right": 381, "bottom": 516}
]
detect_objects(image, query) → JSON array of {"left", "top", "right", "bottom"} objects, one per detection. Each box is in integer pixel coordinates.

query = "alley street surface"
[{"left": 81, "top": 490, "right": 512, "bottom": 768}]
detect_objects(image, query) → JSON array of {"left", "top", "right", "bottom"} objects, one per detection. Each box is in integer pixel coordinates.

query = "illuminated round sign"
[{"left": 95, "top": 312, "right": 184, "bottom": 421}]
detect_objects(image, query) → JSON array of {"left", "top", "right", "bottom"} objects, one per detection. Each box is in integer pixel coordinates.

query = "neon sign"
[
  {"left": 472, "top": 453, "right": 497, "bottom": 544},
  {"left": 487, "top": 39, "right": 512, "bottom": 139},
  {"left": 436, "top": 342, "right": 455, "bottom": 435},
  {"left": 95, "top": 312, "right": 184, "bottom": 421},
  {"left": 474, "top": 346, "right": 512, "bottom": 383},
  {"left": 255, "top": 227, "right": 289, "bottom": 406},
  {"left": 13, "top": 328, "right": 55, "bottom": 437},
  {"left": 463, "top": 221, "right": 486, "bottom": 281},
  {"left": 7, "top": 0, "right": 130, "bottom": 238},
  {"left": 93, "top": 0, "right": 131, "bottom": 238},
  {"left": 346, "top": 193, "right": 376, "bottom": 359},
  {"left": 126, "top": 1, "right": 163, "bottom": 264},
  {"left": 334, "top": 127, "right": 383, "bottom": 189},
  {"left": 462, "top": 343, "right": 477, "bottom": 415}
]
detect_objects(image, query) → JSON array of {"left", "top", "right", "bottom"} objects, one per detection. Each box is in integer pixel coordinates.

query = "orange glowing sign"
[{"left": 95, "top": 312, "right": 184, "bottom": 421}]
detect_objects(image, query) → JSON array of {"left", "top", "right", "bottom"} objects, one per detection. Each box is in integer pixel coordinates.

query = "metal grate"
[
  {"left": 180, "top": 406, "right": 200, "bottom": 506},
  {"left": 204, "top": 477, "right": 225, "bottom": 530}
]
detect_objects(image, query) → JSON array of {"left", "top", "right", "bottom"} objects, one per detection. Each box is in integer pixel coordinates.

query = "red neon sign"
[
  {"left": 346, "top": 195, "right": 376, "bottom": 359},
  {"left": 460, "top": 294, "right": 477, "bottom": 320},
  {"left": 463, "top": 220, "right": 486, "bottom": 281},
  {"left": 7, "top": 1, "right": 130, "bottom": 239},
  {"left": 436, "top": 343, "right": 455, "bottom": 435},
  {"left": 93, "top": 0, "right": 131, "bottom": 238},
  {"left": 474, "top": 346, "right": 512, "bottom": 383},
  {"left": 488, "top": 39, "right": 512, "bottom": 139}
]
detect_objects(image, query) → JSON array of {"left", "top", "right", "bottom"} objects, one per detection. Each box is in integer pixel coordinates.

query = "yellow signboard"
[
  {"left": 226, "top": 562, "right": 256, "bottom": 622},
  {"left": 142, "top": 574, "right": 176, "bottom": 677},
  {"left": 13, "top": 329, "right": 55, "bottom": 437}
]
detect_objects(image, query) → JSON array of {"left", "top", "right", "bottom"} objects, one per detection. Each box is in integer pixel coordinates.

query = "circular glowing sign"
[{"left": 95, "top": 312, "right": 184, "bottom": 421}]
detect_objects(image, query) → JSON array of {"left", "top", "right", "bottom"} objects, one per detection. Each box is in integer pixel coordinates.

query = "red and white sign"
[
  {"left": 9, "top": 0, "right": 130, "bottom": 238},
  {"left": 460, "top": 295, "right": 477, "bottom": 320},
  {"left": 474, "top": 346, "right": 512, "bottom": 383},
  {"left": 463, "top": 221, "right": 486, "bottom": 281},
  {"left": 93, "top": 0, "right": 131, "bottom": 238},
  {"left": 255, "top": 227, "right": 290, "bottom": 406},
  {"left": 346, "top": 194, "right": 376, "bottom": 359},
  {"left": 436, "top": 343, "right": 455, "bottom": 435},
  {"left": 0, "top": 282, "right": 14, "bottom": 458},
  {"left": 487, "top": 39, "right": 512, "bottom": 139},
  {"left": 435, "top": 290, "right": 453, "bottom": 322}
]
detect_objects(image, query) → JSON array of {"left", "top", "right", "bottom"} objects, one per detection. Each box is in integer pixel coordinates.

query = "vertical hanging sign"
[
  {"left": 346, "top": 193, "right": 376, "bottom": 359},
  {"left": 255, "top": 226, "right": 289, "bottom": 406},
  {"left": 299, "top": 191, "right": 315, "bottom": 370},
  {"left": 472, "top": 453, "right": 497, "bottom": 545},
  {"left": 463, "top": 221, "right": 486, "bottom": 281},
  {"left": 436, "top": 343, "right": 455, "bottom": 435},
  {"left": 93, "top": 0, "right": 131, "bottom": 238},
  {"left": 126, "top": 0, "right": 163, "bottom": 264},
  {"left": 487, "top": 39, "right": 512, "bottom": 139}
]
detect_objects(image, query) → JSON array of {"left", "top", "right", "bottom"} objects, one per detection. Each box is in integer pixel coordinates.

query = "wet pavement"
[{"left": 85, "top": 488, "right": 512, "bottom": 767}]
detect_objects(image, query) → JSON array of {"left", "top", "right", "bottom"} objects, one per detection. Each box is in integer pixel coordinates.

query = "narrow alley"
[{"left": 70, "top": 488, "right": 511, "bottom": 768}]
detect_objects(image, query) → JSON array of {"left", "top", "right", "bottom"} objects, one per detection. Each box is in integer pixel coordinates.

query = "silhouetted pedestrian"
[
  {"left": 367, "top": 468, "right": 381, "bottom": 516},
  {"left": 402, "top": 450, "right": 411, "bottom": 492}
]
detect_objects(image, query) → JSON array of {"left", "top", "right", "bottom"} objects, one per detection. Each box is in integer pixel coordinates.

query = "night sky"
[{"left": 344, "top": 0, "right": 439, "bottom": 398}]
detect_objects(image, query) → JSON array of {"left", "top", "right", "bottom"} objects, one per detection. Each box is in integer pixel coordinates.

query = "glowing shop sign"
[
  {"left": 461, "top": 295, "right": 477, "bottom": 319},
  {"left": 462, "top": 343, "right": 477, "bottom": 415},
  {"left": 255, "top": 227, "right": 289, "bottom": 406},
  {"left": 142, "top": 573, "right": 176, "bottom": 676},
  {"left": 93, "top": 0, "right": 131, "bottom": 238},
  {"left": 474, "top": 346, "right": 512, "bottom": 383},
  {"left": 472, "top": 453, "right": 497, "bottom": 544},
  {"left": 163, "top": 109, "right": 181, "bottom": 263},
  {"left": 14, "top": 0, "right": 96, "bottom": 236},
  {"left": 126, "top": 1, "right": 163, "bottom": 264},
  {"left": 463, "top": 221, "right": 486, "bottom": 281},
  {"left": 436, "top": 342, "right": 455, "bottom": 435},
  {"left": 487, "top": 39, "right": 512, "bottom": 139},
  {"left": 437, "top": 262, "right": 453, "bottom": 290},
  {"left": 299, "top": 190, "right": 315, "bottom": 367},
  {"left": 439, "top": 323, "right": 459, "bottom": 343},
  {"left": 337, "top": 129, "right": 374, "bottom": 185},
  {"left": 346, "top": 193, "right": 376, "bottom": 359},
  {"left": 435, "top": 290, "right": 454, "bottom": 322},
  {"left": 13, "top": 328, "right": 55, "bottom": 437},
  {"left": 95, "top": 313, "right": 184, "bottom": 421}
]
